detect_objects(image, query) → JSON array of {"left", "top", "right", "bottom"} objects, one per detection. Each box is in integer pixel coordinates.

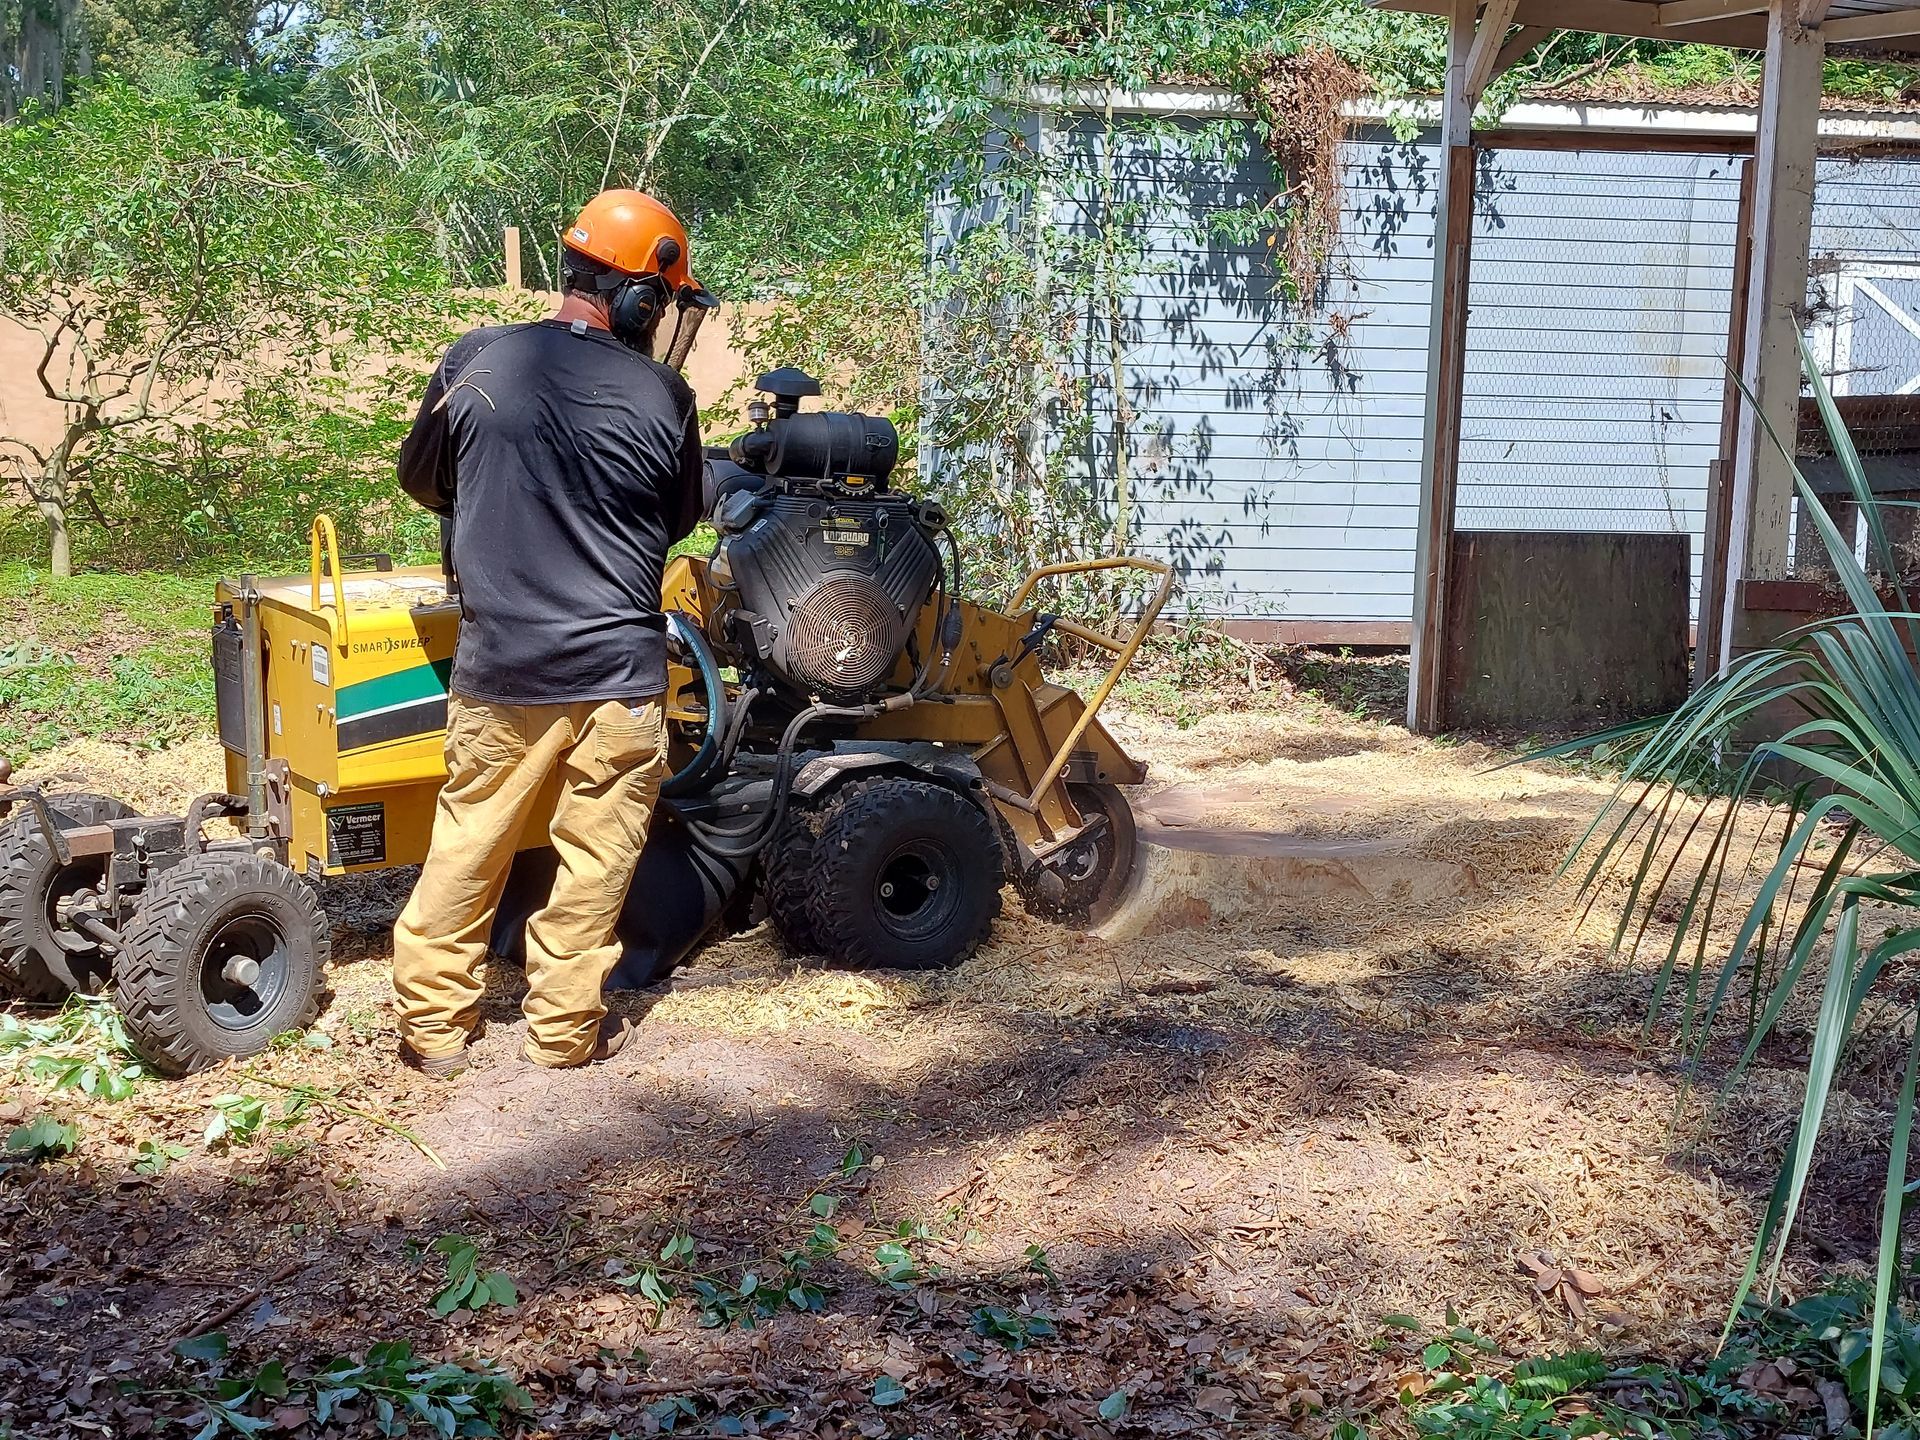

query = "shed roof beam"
[
  {"left": 1822, "top": 7, "right": 1920, "bottom": 41},
  {"left": 1465, "top": 0, "right": 1525, "bottom": 102},
  {"left": 1656, "top": 0, "right": 1767, "bottom": 24},
  {"left": 1374, "top": 0, "right": 1772, "bottom": 46},
  {"left": 1514, "top": 0, "right": 1769, "bottom": 41}
]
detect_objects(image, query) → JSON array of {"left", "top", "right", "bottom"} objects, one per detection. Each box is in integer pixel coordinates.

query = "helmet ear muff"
[{"left": 608, "top": 273, "right": 670, "bottom": 351}]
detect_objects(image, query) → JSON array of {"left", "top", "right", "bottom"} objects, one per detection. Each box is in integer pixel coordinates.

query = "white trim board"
[{"left": 1026, "top": 83, "right": 1920, "bottom": 139}]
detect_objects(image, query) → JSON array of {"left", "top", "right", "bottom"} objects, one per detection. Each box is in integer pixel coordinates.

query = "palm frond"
[{"left": 1563, "top": 335, "right": 1920, "bottom": 1431}]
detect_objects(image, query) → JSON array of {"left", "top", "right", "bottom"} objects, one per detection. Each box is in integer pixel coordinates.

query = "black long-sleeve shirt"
[{"left": 397, "top": 320, "right": 704, "bottom": 705}]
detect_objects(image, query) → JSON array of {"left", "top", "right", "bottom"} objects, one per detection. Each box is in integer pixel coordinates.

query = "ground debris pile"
[{"left": 0, "top": 693, "right": 1899, "bottom": 1438}]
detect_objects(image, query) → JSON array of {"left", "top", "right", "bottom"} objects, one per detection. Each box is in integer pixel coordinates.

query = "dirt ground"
[{"left": 0, "top": 690, "right": 1891, "bottom": 1439}]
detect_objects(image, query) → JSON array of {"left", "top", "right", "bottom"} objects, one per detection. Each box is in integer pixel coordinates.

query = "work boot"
[
  {"left": 523, "top": 1015, "right": 635, "bottom": 1069},
  {"left": 401, "top": 1041, "right": 470, "bottom": 1079},
  {"left": 591, "top": 1015, "right": 636, "bottom": 1063},
  {"left": 400, "top": 1020, "right": 483, "bottom": 1078}
]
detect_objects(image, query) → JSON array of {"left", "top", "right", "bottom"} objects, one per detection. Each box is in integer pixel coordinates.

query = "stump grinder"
[{"left": 0, "top": 368, "right": 1169, "bottom": 1074}]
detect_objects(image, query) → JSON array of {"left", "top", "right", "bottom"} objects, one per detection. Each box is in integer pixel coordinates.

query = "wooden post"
[
  {"left": 504, "top": 226, "right": 523, "bottom": 290},
  {"left": 1695, "top": 154, "right": 1758, "bottom": 688},
  {"left": 1407, "top": 0, "right": 1478, "bottom": 735},
  {"left": 1719, "top": 0, "right": 1823, "bottom": 664}
]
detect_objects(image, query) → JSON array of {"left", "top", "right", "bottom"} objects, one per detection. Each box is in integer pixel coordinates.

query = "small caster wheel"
[
  {"left": 0, "top": 792, "right": 136, "bottom": 999},
  {"left": 115, "top": 851, "right": 329, "bottom": 1075}
]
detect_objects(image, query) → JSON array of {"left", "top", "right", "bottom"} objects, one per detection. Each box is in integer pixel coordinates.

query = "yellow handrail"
[
  {"left": 1006, "top": 554, "right": 1174, "bottom": 810},
  {"left": 308, "top": 514, "right": 350, "bottom": 655}
]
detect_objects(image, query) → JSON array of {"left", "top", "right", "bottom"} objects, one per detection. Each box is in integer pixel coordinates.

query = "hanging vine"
[{"left": 1234, "top": 45, "right": 1367, "bottom": 312}]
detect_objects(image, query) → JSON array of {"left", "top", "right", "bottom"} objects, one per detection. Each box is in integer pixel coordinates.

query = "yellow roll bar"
[
  {"left": 1007, "top": 554, "right": 1173, "bottom": 810},
  {"left": 308, "top": 514, "right": 350, "bottom": 655}
]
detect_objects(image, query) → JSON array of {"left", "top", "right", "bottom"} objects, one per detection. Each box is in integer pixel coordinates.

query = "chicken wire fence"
[
  {"left": 1457, "top": 143, "right": 1748, "bottom": 624},
  {"left": 1794, "top": 147, "right": 1920, "bottom": 583}
]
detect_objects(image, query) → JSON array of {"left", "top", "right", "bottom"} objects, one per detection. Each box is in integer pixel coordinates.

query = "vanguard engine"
[{"left": 705, "top": 367, "right": 945, "bottom": 701}]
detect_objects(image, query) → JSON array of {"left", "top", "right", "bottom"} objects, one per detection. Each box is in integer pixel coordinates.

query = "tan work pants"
[{"left": 393, "top": 691, "right": 669, "bottom": 1067}]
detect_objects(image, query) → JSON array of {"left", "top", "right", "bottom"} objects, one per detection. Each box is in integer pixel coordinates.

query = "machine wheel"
[
  {"left": 0, "top": 792, "right": 137, "bottom": 1000},
  {"left": 805, "top": 778, "right": 1002, "bottom": 971},
  {"left": 1020, "top": 783, "right": 1138, "bottom": 926},
  {"left": 115, "top": 852, "right": 329, "bottom": 1076},
  {"left": 763, "top": 810, "right": 824, "bottom": 956}
]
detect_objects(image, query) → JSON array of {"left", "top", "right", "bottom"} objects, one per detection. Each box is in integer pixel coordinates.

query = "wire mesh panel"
[
  {"left": 1457, "top": 145, "right": 1747, "bottom": 623},
  {"left": 1796, "top": 150, "right": 1920, "bottom": 582}
]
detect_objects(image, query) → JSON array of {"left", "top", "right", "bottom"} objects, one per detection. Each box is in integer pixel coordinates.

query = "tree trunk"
[
  {"left": 41, "top": 448, "right": 74, "bottom": 578},
  {"left": 40, "top": 493, "right": 72, "bottom": 578}
]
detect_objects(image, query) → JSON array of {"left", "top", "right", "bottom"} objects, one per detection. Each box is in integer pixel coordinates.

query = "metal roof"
[{"left": 1370, "top": 0, "right": 1920, "bottom": 56}]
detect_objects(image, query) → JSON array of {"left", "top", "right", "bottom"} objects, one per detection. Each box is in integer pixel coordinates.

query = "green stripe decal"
[{"left": 337, "top": 658, "right": 452, "bottom": 719}]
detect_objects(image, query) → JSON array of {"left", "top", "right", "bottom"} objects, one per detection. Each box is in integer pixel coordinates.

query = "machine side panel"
[{"left": 333, "top": 601, "right": 460, "bottom": 791}]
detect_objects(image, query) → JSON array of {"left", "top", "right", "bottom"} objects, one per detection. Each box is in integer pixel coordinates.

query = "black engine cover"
[{"left": 718, "top": 493, "right": 940, "bottom": 700}]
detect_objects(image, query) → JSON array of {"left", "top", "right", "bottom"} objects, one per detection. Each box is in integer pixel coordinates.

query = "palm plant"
[{"left": 1563, "top": 335, "right": 1920, "bottom": 1432}]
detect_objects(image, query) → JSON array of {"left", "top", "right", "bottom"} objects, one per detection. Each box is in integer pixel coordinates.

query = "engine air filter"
[{"left": 785, "top": 577, "right": 903, "bottom": 698}]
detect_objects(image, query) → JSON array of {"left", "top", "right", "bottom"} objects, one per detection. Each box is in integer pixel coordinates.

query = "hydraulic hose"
[
  {"left": 672, "top": 699, "right": 888, "bottom": 861},
  {"left": 660, "top": 612, "right": 729, "bottom": 799}
]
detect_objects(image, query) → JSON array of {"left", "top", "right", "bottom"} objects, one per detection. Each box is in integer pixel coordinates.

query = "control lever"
[{"left": 987, "top": 614, "right": 1058, "bottom": 689}]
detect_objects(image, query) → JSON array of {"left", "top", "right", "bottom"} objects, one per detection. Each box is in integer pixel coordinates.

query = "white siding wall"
[{"left": 928, "top": 110, "right": 1920, "bottom": 631}]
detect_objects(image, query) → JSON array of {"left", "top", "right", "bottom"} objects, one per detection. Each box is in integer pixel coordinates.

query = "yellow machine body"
[
  {"left": 215, "top": 564, "right": 461, "bottom": 876},
  {"left": 220, "top": 520, "right": 1166, "bottom": 880}
]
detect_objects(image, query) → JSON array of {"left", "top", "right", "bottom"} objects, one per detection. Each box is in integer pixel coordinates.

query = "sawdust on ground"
[{"left": 1, "top": 695, "right": 1889, "bottom": 1439}]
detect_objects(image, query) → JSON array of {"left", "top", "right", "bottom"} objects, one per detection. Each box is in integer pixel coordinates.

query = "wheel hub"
[
  {"left": 200, "top": 913, "right": 291, "bottom": 1030},
  {"left": 874, "top": 841, "right": 961, "bottom": 941}
]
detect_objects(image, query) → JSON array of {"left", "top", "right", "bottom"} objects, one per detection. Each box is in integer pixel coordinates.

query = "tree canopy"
[
  {"left": 0, "top": 77, "right": 454, "bottom": 572},
  {"left": 0, "top": 0, "right": 1914, "bottom": 572}
]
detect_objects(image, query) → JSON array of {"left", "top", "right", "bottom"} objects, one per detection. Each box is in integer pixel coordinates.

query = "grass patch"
[{"left": 0, "top": 563, "right": 217, "bottom": 757}]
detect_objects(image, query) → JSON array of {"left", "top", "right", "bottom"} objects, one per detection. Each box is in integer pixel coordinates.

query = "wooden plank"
[
  {"left": 1493, "top": 24, "right": 1553, "bottom": 73},
  {"left": 1408, "top": 0, "right": 1477, "bottom": 735},
  {"left": 1695, "top": 154, "right": 1758, "bottom": 689},
  {"left": 1478, "top": 125, "right": 1754, "bottom": 154},
  {"left": 1465, "top": 0, "right": 1524, "bottom": 102},
  {"left": 1409, "top": 141, "right": 1476, "bottom": 734},
  {"left": 1379, "top": 0, "right": 1772, "bottom": 43},
  {"left": 1504, "top": 0, "right": 1769, "bottom": 44},
  {"left": 1722, "top": 0, "right": 1823, "bottom": 669},
  {"left": 1822, "top": 6, "right": 1920, "bottom": 39},
  {"left": 1658, "top": 0, "right": 1768, "bottom": 23},
  {"left": 504, "top": 226, "right": 522, "bottom": 289},
  {"left": 1441, "top": 532, "right": 1691, "bottom": 730}
]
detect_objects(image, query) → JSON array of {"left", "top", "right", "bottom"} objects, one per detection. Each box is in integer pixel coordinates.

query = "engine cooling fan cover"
[{"left": 784, "top": 576, "right": 903, "bottom": 698}]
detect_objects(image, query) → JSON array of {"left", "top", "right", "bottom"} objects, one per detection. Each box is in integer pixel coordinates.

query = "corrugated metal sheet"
[{"left": 927, "top": 113, "right": 1920, "bottom": 629}]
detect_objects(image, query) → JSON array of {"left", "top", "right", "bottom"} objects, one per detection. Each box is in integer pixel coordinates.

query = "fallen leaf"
[
  {"left": 1817, "top": 1377, "right": 1851, "bottom": 1433},
  {"left": 1564, "top": 1267, "right": 1605, "bottom": 1296},
  {"left": 1194, "top": 1386, "right": 1238, "bottom": 1420}
]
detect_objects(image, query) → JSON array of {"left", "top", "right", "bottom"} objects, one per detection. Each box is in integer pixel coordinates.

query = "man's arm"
[
  {"left": 668, "top": 394, "right": 706, "bottom": 545},
  {"left": 397, "top": 357, "right": 456, "bottom": 517}
]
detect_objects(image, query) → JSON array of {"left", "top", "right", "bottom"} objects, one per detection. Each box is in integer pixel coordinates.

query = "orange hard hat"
[{"left": 563, "top": 189, "right": 700, "bottom": 294}]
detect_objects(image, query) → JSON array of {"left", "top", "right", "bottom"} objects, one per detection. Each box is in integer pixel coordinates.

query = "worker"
[{"left": 390, "top": 189, "right": 710, "bottom": 1076}]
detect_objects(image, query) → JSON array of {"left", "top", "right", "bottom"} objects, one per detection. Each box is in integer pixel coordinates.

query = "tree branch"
[{"left": 636, "top": 0, "right": 750, "bottom": 187}]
